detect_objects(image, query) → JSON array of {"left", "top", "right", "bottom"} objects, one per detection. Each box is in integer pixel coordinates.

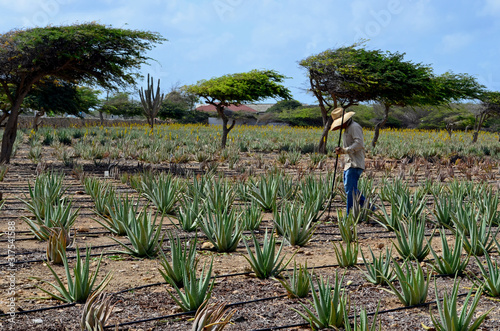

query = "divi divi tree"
[
  {"left": 0, "top": 23, "right": 165, "bottom": 163},
  {"left": 184, "top": 70, "right": 291, "bottom": 149}
]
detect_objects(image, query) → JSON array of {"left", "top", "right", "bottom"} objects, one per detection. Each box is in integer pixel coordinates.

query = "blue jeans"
[{"left": 343, "top": 168, "right": 365, "bottom": 215}]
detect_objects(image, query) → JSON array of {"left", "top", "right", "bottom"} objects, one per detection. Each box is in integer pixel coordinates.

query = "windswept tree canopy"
[
  {"left": 184, "top": 69, "right": 291, "bottom": 148},
  {"left": 185, "top": 69, "right": 292, "bottom": 106},
  {"left": 0, "top": 23, "right": 165, "bottom": 92},
  {"left": 0, "top": 22, "right": 165, "bottom": 163}
]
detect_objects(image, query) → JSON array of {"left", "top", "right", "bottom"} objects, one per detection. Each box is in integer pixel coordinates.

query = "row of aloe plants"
[{"left": 20, "top": 169, "right": 500, "bottom": 330}]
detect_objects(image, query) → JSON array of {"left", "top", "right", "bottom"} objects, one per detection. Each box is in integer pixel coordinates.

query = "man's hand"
[{"left": 335, "top": 147, "right": 346, "bottom": 155}]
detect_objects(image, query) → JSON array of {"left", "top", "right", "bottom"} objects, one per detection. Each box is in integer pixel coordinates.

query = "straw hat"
[{"left": 330, "top": 107, "right": 355, "bottom": 131}]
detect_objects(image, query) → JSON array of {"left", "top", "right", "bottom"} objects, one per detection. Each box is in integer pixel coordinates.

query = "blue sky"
[{"left": 1, "top": 0, "right": 499, "bottom": 104}]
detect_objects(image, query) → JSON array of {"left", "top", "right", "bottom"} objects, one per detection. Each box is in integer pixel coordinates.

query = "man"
[{"left": 330, "top": 107, "right": 366, "bottom": 215}]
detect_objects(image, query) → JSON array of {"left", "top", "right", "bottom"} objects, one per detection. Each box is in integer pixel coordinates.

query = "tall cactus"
[{"left": 139, "top": 73, "right": 165, "bottom": 128}]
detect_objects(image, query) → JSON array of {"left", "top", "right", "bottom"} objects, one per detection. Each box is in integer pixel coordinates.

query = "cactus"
[{"left": 139, "top": 73, "right": 164, "bottom": 128}]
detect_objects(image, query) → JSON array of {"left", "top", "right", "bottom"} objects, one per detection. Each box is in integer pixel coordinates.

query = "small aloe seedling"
[
  {"left": 429, "top": 230, "right": 469, "bottom": 276},
  {"left": 243, "top": 229, "right": 293, "bottom": 279},
  {"left": 384, "top": 258, "right": 430, "bottom": 306},
  {"left": 360, "top": 247, "right": 395, "bottom": 285},
  {"left": 295, "top": 271, "right": 348, "bottom": 329},
  {"left": 80, "top": 292, "right": 116, "bottom": 331},
  {"left": 333, "top": 241, "right": 359, "bottom": 268},
  {"left": 278, "top": 261, "right": 312, "bottom": 298},
  {"left": 191, "top": 300, "right": 236, "bottom": 331},
  {"left": 159, "top": 233, "right": 198, "bottom": 288},
  {"left": 430, "top": 278, "right": 491, "bottom": 331},
  {"left": 33, "top": 246, "right": 112, "bottom": 303}
]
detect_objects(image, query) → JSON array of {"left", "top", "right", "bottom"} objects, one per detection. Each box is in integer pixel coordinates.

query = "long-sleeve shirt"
[{"left": 342, "top": 121, "right": 365, "bottom": 170}]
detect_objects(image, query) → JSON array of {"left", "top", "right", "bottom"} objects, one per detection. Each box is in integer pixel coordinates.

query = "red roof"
[{"left": 196, "top": 104, "right": 257, "bottom": 113}]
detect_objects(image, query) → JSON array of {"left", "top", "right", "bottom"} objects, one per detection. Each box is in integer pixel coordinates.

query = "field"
[{"left": 0, "top": 123, "right": 499, "bottom": 330}]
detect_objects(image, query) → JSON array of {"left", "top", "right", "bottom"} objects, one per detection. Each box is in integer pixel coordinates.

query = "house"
[{"left": 195, "top": 103, "right": 258, "bottom": 113}]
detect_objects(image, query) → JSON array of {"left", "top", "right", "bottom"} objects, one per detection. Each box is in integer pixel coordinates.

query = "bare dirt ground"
[{"left": 1, "top": 144, "right": 500, "bottom": 330}]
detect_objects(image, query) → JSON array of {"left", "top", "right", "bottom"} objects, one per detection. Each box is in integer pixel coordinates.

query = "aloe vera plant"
[
  {"left": 273, "top": 202, "right": 316, "bottom": 247},
  {"left": 277, "top": 172, "right": 297, "bottom": 200},
  {"left": 278, "top": 261, "right": 312, "bottom": 298},
  {"left": 33, "top": 246, "right": 112, "bottom": 303},
  {"left": 83, "top": 176, "right": 115, "bottom": 217},
  {"left": 111, "top": 209, "right": 164, "bottom": 258},
  {"left": 20, "top": 171, "right": 66, "bottom": 219},
  {"left": 45, "top": 226, "right": 70, "bottom": 265},
  {"left": 333, "top": 241, "right": 359, "bottom": 267},
  {"left": 141, "top": 172, "right": 183, "bottom": 215},
  {"left": 249, "top": 173, "right": 279, "bottom": 212},
  {"left": 343, "top": 303, "right": 381, "bottom": 331},
  {"left": 94, "top": 193, "right": 139, "bottom": 236},
  {"left": 191, "top": 300, "right": 235, "bottom": 331},
  {"left": 429, "top": 230, "right": 469, "bottom": 276},
  {"left": 360, "top": 247, "right": 395, "bottom": 285},
  {"left": 373, "top": 201, "right": 403, "bottom": 232},
  {"left": 240, "top": 201, "right": 263, "bottom": 231},
  {"left": 473, "top": 252, "right": 500, "bottom": 297},
  {"left": 295, "top": 271, "right": 348, "bottom": 329},
  {"left": 430, "top": 278, "right": 491, "bottom": 331},
  {"left": 175, "top": 194, "right": 203, "bottom": 232},
  {"left": 453, "top": 203, "right": 498, "bottom": 256},
  {"left": 159, "top": 233, "right": 198, "bottom": 288},
  {"left": 393, "top": 216, "right": 432, "bottom": 261},
  {"left": 385, "top": 258, "right": 430, "bottom": 306},
  {"left": 80, "top": 292, "right": 116, "bottom": 331},
  {"left": 23, "top": 198, "right": 79, "bottom": 241},
  {"left": 167, "top": 259, "right": 215, "bottom": 312},
  {"left": 204, "top": 176, "right": 235, "bottom": 213},
  {"left": 431, "top": 194, "right": 455, "bottom": 227},
  {"left": 476, "top": 192, "right": 500, "bottom": 225},
  {"left": 199, "top": 207, "right": 242, "bottom": 253},
  {"left": 337, "top": 209, "right": 358, "bottom": 244},
  {"left": 243, "top": 229, "right": 293, "bottom": 279},
  {"left": 298, "top": 174, "right": 330, "bottom": 215}
]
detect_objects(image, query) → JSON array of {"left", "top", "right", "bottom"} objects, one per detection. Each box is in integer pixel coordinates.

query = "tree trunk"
[
  {"left": 221, "top": 116, "right": 235, "bottom": 149},
  {"left": 472, "top": 113, "right": 486, "bottom": 144},
  {"left": 33, "top": 110, "right": 45, "bottom": 131},
  {"left": 371, "top": 104, "right": 390, "bottom": 148},
  {"left": 99, "top": 111, "right": 104, "bottom": 126},
  {"left": 472, "top": 131, "right": 479, "bottom": 144},
  {"left": 318, "top": 116, "right": 333, "bottom": 154},
  {"left": 0, "top": 102, "right": 22, "bottom": 164}
]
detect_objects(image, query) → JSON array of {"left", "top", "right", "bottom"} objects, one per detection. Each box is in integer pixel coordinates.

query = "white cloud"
[
  {"left": 480, "top": 0, "right": 500, "bottom": 16},
  {"left": 439, "top": 33, "right": 474, "bottom": 53}
]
